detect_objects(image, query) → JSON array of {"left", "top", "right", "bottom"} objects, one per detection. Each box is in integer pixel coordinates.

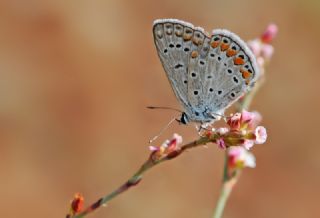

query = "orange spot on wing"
[
  {"left": 242, "top": 71, "right": 251, "bottom": 79},
  {"left": 175, "top": 31, "right": 182, "bottom": 37},
  {"left": 210, "top": 41, "right": 220, "bottom": 48},
  {"left": 191, "top": 51, "right": 199, "bottom": 58},
  {"left": 234, "top": 57, "right": 245, "bottom": 65},
  {"left": 220, "top": 43, "right": 229, "bottom": 51},
  {"left": 183, "top": 35, "right": 192, "bottom": 41},
  {"left": 226, "top": 49, "right": 237, "bottom": 57}
]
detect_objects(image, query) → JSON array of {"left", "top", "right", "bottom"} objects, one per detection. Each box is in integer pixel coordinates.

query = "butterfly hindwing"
[{"left": 205, "top": 29, "right": 259, "bottom": 113}]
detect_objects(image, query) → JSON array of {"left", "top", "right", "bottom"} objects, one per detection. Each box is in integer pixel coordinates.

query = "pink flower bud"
[
  {"left": 70, "top": 193, "right": 84, "bottom": 215},
  {"left": 257, "top": 57, "right": 265, "bottom": 68},
  {"left": 247, "top": 39, "right": 262, "bottom": 57},
  {"left": 228, "top": 147, "right": 256, "bottom": 169},
  {"left": 217, "top": 127, "right": 229, "bottom": 135},
  {"left": 150, "top": 134, "right": 183, "bottom": 160},
  {"left": 243, "top": 111, "right": 262, "bottom": 129},
  {"left": 216, "top": 138, "right": 226, "bottom": 150},
  {"left": 261, "top": 23, "right": 278, "bottom": 43},
  {"left": 243, "top": 139, "right": 254, "bottom": 150},
  {"left": 149, "top": 146, "right": 159, "bottom": 151},
  {"left": 254, "top": 126, "right": 267, "bottom": 144},
  {"left": 261, "top": 44, "right": 274, "bottom": 60},
  {"left": 227, "top": 113, "right": 241, "bottom": 130}
]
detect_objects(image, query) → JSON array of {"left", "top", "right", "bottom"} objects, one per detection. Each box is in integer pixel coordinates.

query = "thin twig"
[{"left": 69, "top": 136, "right": 215, "bottom": 218}]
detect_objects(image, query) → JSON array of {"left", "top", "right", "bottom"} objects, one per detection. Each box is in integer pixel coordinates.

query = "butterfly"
[{"left": 153, "top": 19, "right": 259, "bottom": 126}]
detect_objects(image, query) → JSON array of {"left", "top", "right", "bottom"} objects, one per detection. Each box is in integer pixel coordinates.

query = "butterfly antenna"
[
  {"left": 149, "top": 116, "right": 178, "bottom": 144},
  {"left": 147, "top": 106, "right": 183, "bottom": 113}
]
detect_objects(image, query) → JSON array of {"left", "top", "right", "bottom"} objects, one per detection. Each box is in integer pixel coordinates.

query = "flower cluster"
[
  {"left": 211, "top": 110, "right": 267, "bottom": 150},
  {"left": 149, "top": 133, "right": 183, "bottom": 161},
  {"left": 247, "top": 23, "right": 278, "bottom": 70}
]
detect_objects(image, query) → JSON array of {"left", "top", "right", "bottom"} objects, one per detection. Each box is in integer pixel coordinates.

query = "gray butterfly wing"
[
  {"left": 153, "top": 19, "right": 259, "bottom": 123},
  {"left": 200, "top": 29, "right": 260, "bottom": 118},
  {"left": 153, "top": 19, "right": 195, "bottom": 116}
]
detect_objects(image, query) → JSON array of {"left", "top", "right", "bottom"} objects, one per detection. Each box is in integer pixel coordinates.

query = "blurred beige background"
[{"left": 0, "top": 0, "right": 319, "bottom": 217}]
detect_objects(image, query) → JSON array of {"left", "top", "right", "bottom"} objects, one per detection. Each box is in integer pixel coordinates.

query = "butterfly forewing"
[
  {"left": 153, "top": 19, "right": 259, "bottom": 123},
  {"left": 153, "top": 20, "right": 191, "bottom": 113}
]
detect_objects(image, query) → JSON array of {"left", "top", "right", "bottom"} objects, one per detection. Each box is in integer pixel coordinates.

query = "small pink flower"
[
  {"left": 243, "top": 139, "right": 254, "bottom": 150},
  {"left": 243, "top": 111, "right": 262, "bottom": 129},
  {"left": 166, "top": 133, "right": 182, "bottom": 152},
  {"left": 227, "top": 110, "right": 261, "bottom": 131},
  {"left": 247, "top": 39, "right": 262, "bottom": 57},
  {"left": 150, "top": 134, "right": 183, "bottom": 160},
  {"left": 228, "top": 147, "right": 256, "bottom": 169},
  {"left": 227, "top": 113, "right": 241, "bottom": 130},
  {"left": 257, "top": 57, "right": 265, "bottom": 68},
  {"left": 216, "top": 138, "right": 226, "bottom": 149},
  {"left": 255, "top": 126, "right": 267, "bottom": 144},
  {"left": 261, "top": 23, "right": 278, "bottom": 43},
  {"left": 261, "top": 44, "right": 274, "bottom": 60},
  {"left": 217, "top": 127, "right": 229, "bottom": 135},
  {"left": 149, "top": 146, "right": 159, "bottom": 151},
  {"left": 240, "top": 110, "right": 255, "bottom": 123}
]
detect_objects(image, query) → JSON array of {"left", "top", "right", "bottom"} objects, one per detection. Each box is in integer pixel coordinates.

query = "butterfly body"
[{"left": 153, "top": 19, "right": 259, "bottom": 125}]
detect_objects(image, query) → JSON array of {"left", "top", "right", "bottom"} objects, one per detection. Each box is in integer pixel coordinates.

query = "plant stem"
[
  {"left": 212, "top": 151, "right": 236, "bottom": 218},
  {"left": 212, "top": 181, "right": 234, "bottom": 218},
  {"left": 71, "top": 159, "right": 154, "bottom": 218},
  {"left": 69, "top": 136, "right": 214, "bottom": 218},
  {"left": 239, "top": 78, "right": 265, "bottom": 111},
  {"left": 212, "top": 76, "right": 264, "bottom": 218}
]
